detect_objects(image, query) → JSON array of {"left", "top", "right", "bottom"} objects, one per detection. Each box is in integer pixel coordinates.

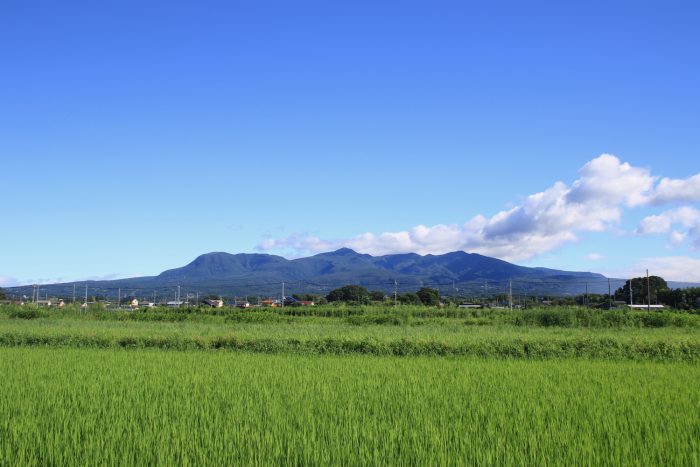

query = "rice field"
[
  {"left": 1, "top": 306, "right": 698, "bottom": 464},
  {"left": 0, "top": 348, "right": 698, "bottom": 465}
]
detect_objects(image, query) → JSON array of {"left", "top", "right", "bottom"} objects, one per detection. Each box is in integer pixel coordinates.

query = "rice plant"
[{"left": 0, "top": 348, "right": 697, "bottom": 465}]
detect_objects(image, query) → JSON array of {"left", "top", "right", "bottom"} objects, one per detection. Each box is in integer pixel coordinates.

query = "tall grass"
[
  {"left": 0, "top": 348, "right": 697, "bottom": 465},
  {"left": 2, "top": 304, "right": 699, "bottom": 328},
  {"left": 0, "top": 317, "right": 698, "bottom": 360}
]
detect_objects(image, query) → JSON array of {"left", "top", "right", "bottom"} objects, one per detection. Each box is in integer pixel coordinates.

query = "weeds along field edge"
[
  {"left": 1, "top": 305, "right": 699, "bottom": 360},
  {"left": 0, "top": 348, "right": 698, "bottom": 466},
  {"left": 0, "top": 327, "right": 699, "bottom": 360},
  {"left": 3, "top": 304, "right": 700, "bottom": 328}
]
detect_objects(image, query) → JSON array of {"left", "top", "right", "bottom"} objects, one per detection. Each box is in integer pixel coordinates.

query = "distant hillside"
[
  {"left": 154, "top": 248, "right": 605, "bottom": 286},
  {"left": 4, "top": 249, "right": 616, "bottom": 299}
]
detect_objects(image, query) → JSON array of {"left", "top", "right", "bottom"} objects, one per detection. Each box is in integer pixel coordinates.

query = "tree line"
[
  {"left": 614, "top": 276, "right": 700, "bottom": 310},
  {"left": 323, "top": 285, "right": 441, "bottom": 306},
  {"left": 318, "top": 277, "right": 700, "bottom": 309}
]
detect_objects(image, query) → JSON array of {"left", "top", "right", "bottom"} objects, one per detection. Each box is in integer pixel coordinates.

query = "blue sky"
[{"left": 1, "top": 0, "right": 699, "bottom": 285}]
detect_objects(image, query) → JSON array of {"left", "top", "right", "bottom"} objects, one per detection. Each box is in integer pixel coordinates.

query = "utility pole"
[
  {"left": 630, "top": 279, "right": 633, "bottom": 306},
  {"left": 73, "top": 283, "right": 76, "bottom": 304},
  {"left": 509, "top": 280, "right": 513, "bottom": 311},
  {"left": 608, "top": 278, "right": 612, "bottom": 310},
  {"left": 177, "top": 285, "right": 181, "bottom": 304},
  {"left": 118, "top": 288, "right": 121, "bottom": 310},
  {"left": 585, "top": 282, "right": 588, "bottom": 307},
  {"left": 394, "top": 280, "right": 398, "bottom": 307},
  {"left": 282, "top": 282, "right": 285, "bottom": 307},
  {"left": 647, "top": 269, "right": 651, "bottom": 312},
  {"left": 84, "top": 285, "right": 88, "bottom": 307}
]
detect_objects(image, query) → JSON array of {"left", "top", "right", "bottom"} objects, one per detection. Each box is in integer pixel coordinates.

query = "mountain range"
[{"left": 6, "top": 248, "right": 624, "bottom": 299}]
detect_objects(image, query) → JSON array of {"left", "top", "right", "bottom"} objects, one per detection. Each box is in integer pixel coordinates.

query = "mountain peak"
[{"left": 318, "top": 247, "right": 359, "bottom": 256}]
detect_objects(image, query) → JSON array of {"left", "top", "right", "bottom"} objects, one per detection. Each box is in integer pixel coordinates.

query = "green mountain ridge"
[{"left": 4, "top": 249, "right": 616, "bottom": 299}]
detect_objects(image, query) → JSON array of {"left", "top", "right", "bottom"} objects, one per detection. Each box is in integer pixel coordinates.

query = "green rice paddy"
[{"left": 1, "top": 305, "right": 698, "bottom": 465}]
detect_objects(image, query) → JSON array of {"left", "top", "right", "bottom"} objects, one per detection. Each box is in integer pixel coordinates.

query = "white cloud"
[
  {"left": 636, "top": 206, "right": 700, "bottom": 248},
  {"left": 0, "top": 273, "right": 127, "bottom": 287},
  {"left": 257, "top": 154, "right": 700, "bottom": 261},
  {"left": 586, "top": 253, "right": 604, "bottom": 261},
  {"left": 669, "top": 231, "right": 687, "bottom": 246},
  {"left": 566, "top": 154, "right": 655, "bottom": 207},
  {"left": 81, "top": 273, "right": 124, "bottom": 281},
  {"left": 650, "top": 173, "right": 700, "bottom": 205},
  {"left": 0, "top": 275, "right": 19, "bottom": 287}
]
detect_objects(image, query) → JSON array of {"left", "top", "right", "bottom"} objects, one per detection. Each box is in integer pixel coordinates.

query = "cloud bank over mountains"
[{"left": 257, "top": 154, "right": 700, "bottom": 266}]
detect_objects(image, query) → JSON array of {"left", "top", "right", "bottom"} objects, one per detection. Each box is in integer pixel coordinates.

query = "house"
[
  {"left": 166, "top": 300, "right": 184, "bottom": 308},
  {"left": 260, "top": 299, "right": 279, "bottom": 307},
  {"left": 140, "top": 302, "right": 157, "bottom": 308},
  {"left": 299, "top": 300, "right": 315, "bottom": 306},
  {"left": 128, "top": 298, "right": 139, "bottom": 309},
  {"left": 458, "top": 304, "right": 482, "bottom": 309},
  {"left": 202, "top": 299, "right": 224, "bottom": 308},
  {"left": 236, "top": 301, "right": 251, "bottom": 309}
]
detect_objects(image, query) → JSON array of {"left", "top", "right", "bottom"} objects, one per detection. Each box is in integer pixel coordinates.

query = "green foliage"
[
  {"left": 6, "top": 307, "right": 48, "bottom": 320},
  {"left": 507, "top": 308, "right": 700, "bottom": 328},
  {"left": 416, "top": 287, "right": 439, "bottom": 306},
  {"left": 224, "top": 311, "right": 293, "bottom": 324},
  {"left": 369, "top": 290, "right": 385, "bottom": 301},
  {"left": 326, "top": 285, "right": 370, "bottom": 303},
  {"left": 398, "top": 293, "right": 421, "bottom": 305},
  {"left": 1, "top": 307, "right": 699, "bottom": 359},
  {"left": 3, "top": 303, "right": 700, "bottom": 326},
  {"left": 615, "top": 276, "right": 669, "bottom": 304},
  {"left": 658, "top": 287, "right": 700, "bottom": 310}
]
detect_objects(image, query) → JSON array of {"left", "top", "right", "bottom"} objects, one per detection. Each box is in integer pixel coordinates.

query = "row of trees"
[
  {"left": 325, "top": 285, "right": 440, "bottom": 306},
  {"left": 614, "top": 276, "right": 700, "bottom": 309},
  {"left": 322, "top": 277, "right": 700, "bottom": 310}
]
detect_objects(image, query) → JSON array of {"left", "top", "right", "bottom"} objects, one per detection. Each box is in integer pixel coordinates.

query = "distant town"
[{"left": 3, "top": 277, "right": 699, "bottom": 311}]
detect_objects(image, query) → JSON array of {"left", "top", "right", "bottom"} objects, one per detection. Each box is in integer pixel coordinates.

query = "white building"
[{"left": 628, "top": 304, "right": 665, "bottom": 310}]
